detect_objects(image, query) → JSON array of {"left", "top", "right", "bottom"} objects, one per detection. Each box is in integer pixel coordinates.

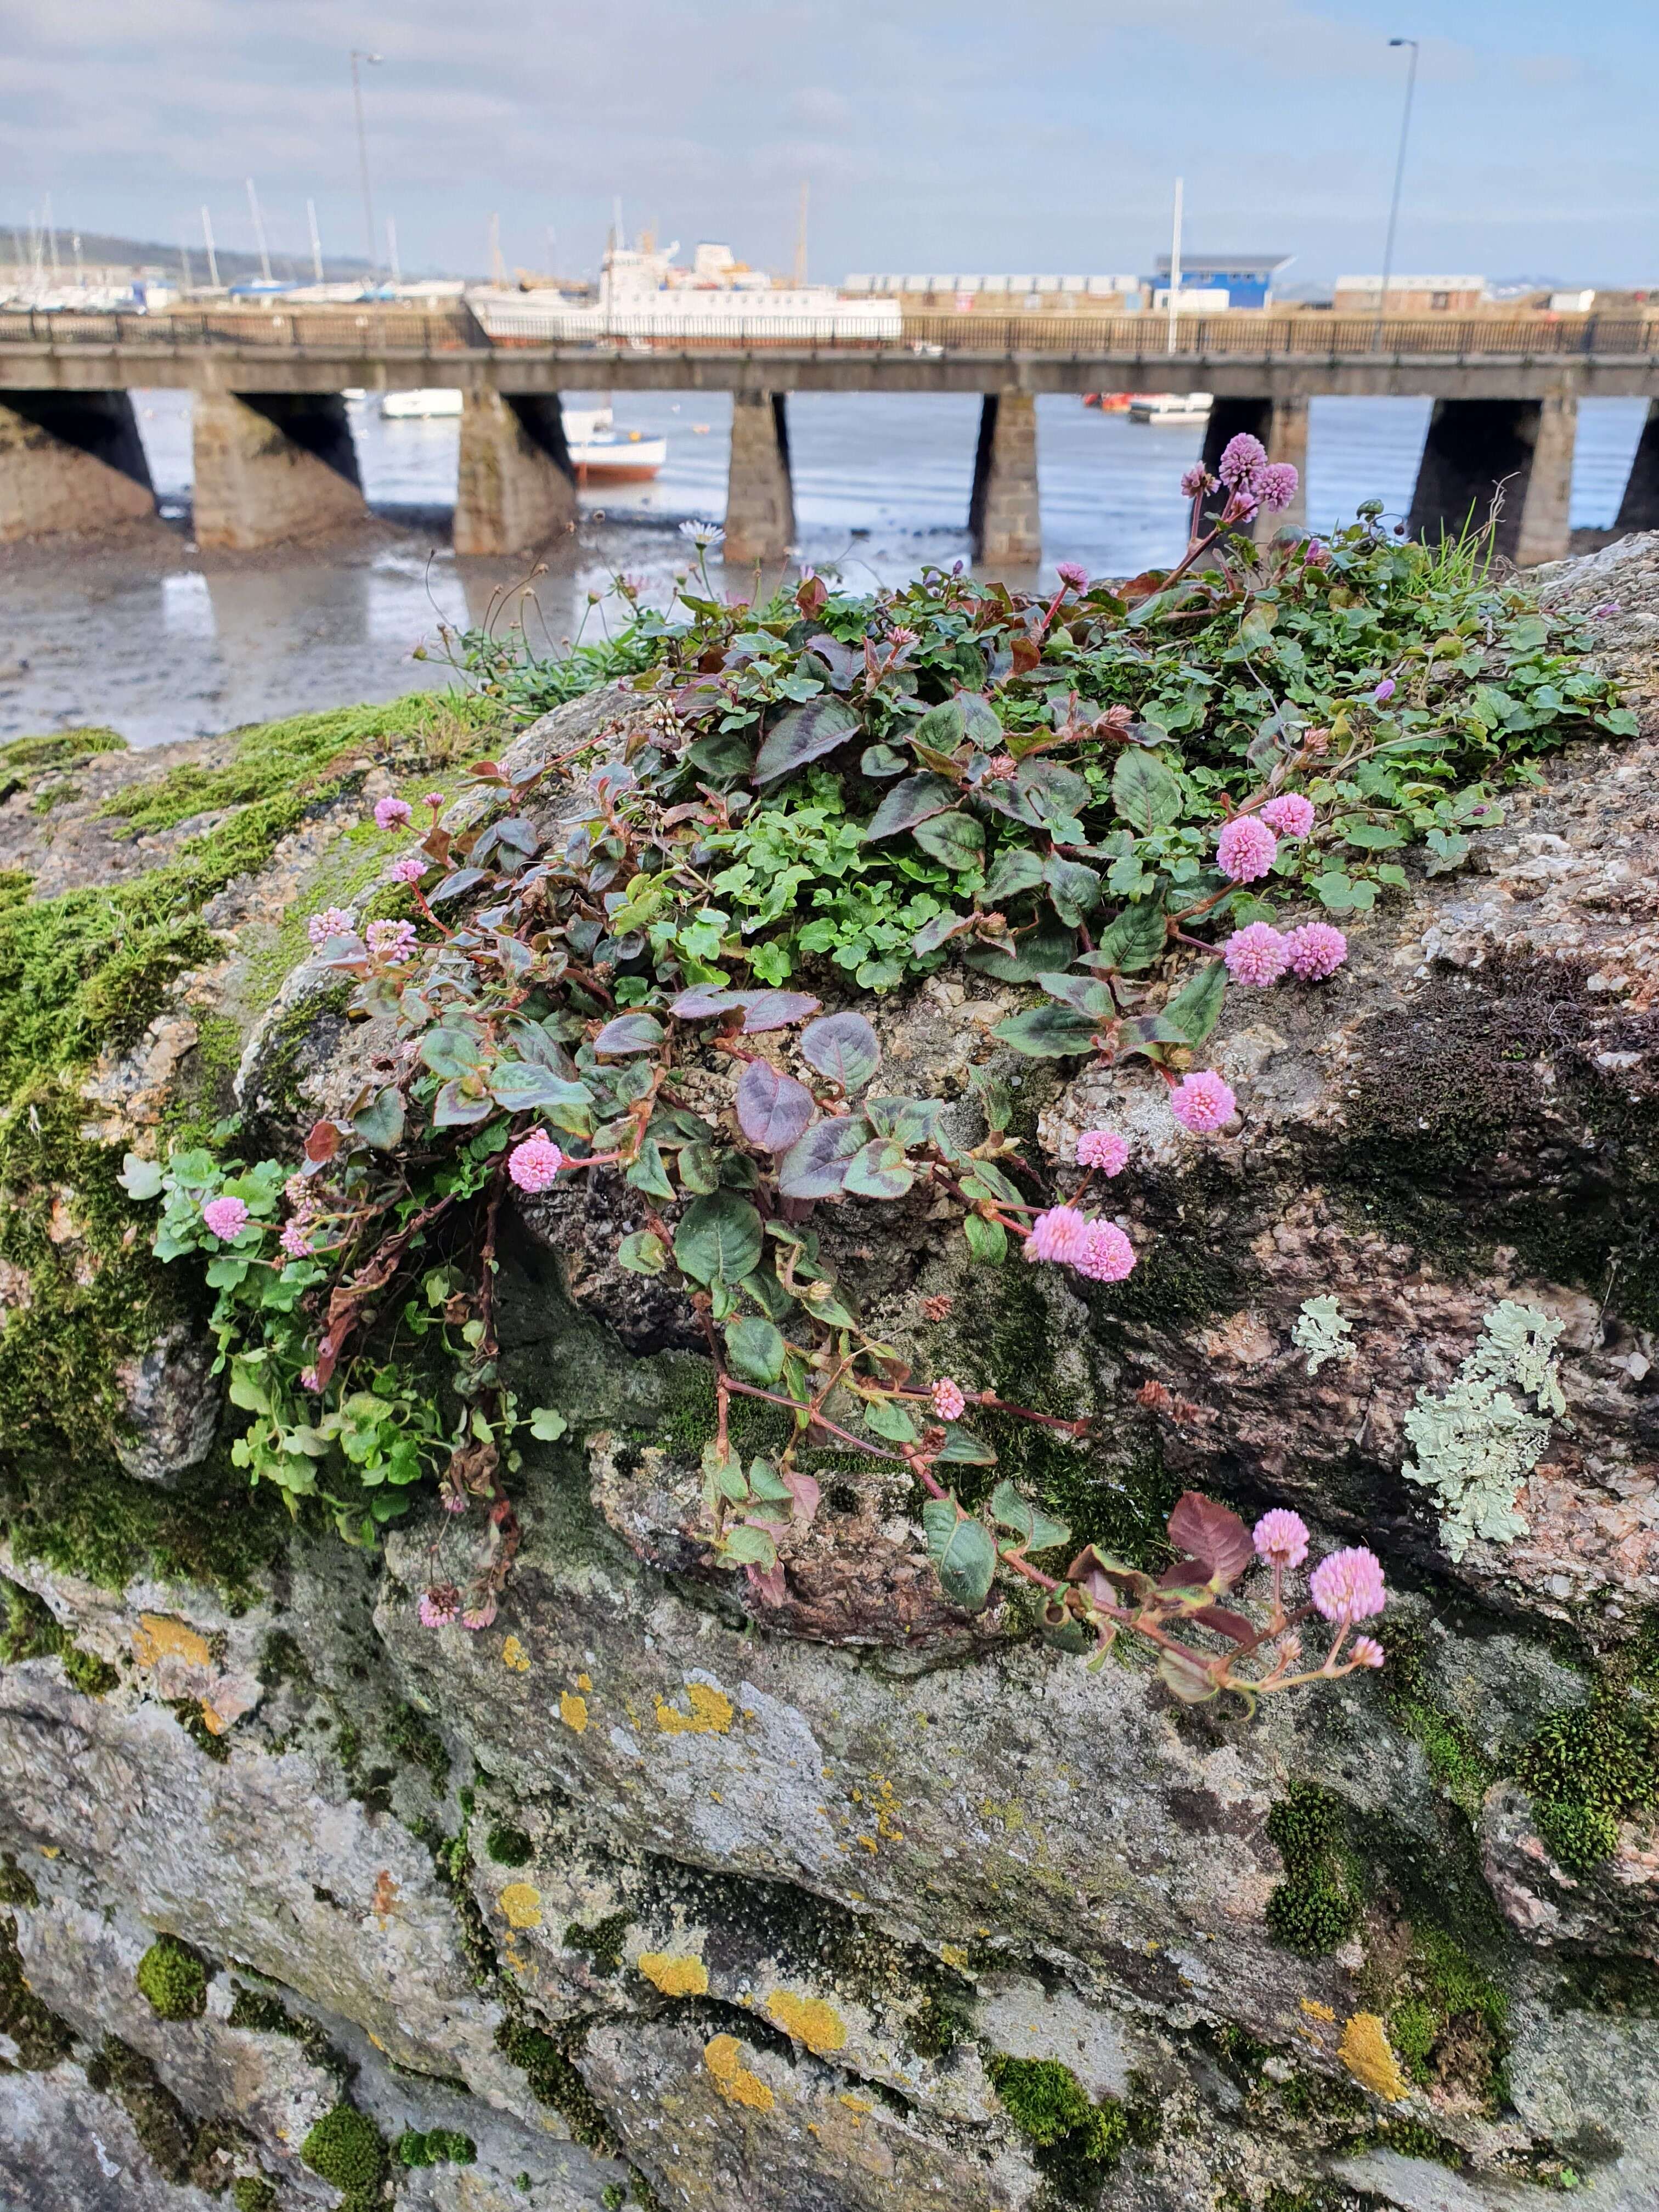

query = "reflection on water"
[{"left": 0, "top": 387, "right": 1647, "bottom": 749}]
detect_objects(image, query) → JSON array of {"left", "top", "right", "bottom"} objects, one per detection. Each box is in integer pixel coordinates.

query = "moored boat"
[{"left": 1127, "top": 391, "right": 1213, "bottom": 425}]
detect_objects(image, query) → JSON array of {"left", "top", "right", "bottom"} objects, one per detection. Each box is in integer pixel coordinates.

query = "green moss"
[
  {"left": 0, "top": 1852, "right": 40, "bottom": 1908},
  {"left": 227, "top": 1978, "right": 341, "bottom": 2072},
  {"left": 985, "top": 2052, "right": 1131, "bottom": 2203},
  {"left": 1343, "top": 2113, "right": 1466, "bottom": 2169},
  {"left": 136, "top": 1932, "right": 210, "bottom": 2021},
  {"left": 565, "top": 1910, "right": 630, "bottom": 1976},
  {"left": 232, "top": 2181, "right": 278, "bottom": 2212},
  {"left": 83, "top": 2035, "right": 195, "bottom": 2180},
  {"left": 486, "top": 1820, "right": 534, "bottom": 1867},
  {"left": 396, "top": 2127, "right": 478, "bottom": 2166},
  {"left": 1264, "top": 1784, "right": 1362, "bottom": 1956},
  {"left": 1, "top": 1573, "right": 122, "bottom": 1694},
  {"left": 1, "top": 1908, "right": 74, "bottom": 2068},
  {"left": 0, "top": 725, "right": 126, "bottom": 773},
  {"left": 383, "top": 1700, "right": 451, "bottom": 1791},
  {"left": 495, "top": 2015, "right": 618, "bottom": 2155},
  {"left": 1517, "top": 1682, "right": 1657, "bottom": 1875},
  {"left": 300, "top": 2105, "right": 390, "bottom": 2206},
  {"left": 165, "top": 1694, "right": 233, "bottom": 1764},
  {"left": 0, "top": 1452, "right": 288, "bottom": 1599},
  {"left": 1380, "top": 1632, "right": 1496, "bottom": 1819}
]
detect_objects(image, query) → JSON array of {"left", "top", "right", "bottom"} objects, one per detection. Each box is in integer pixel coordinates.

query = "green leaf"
[
  {"left": 753, "top": 696, "right": 861, "bottom": 784},
  {"left": 725, "top": 1314, "right": 786, "bottom": 1384},
  {"left": 1423, "top": 827, "right": 1471, "bottom": 875},
  {"left": 432, "top": 1079, "right": 493, "bottom": 1128},
  {"left": 912, "top": 809, "right": 985, "bottom": 871},
  {"left": 674, "top": 1193, "right": 763, "bottom": 1285},
  {"left": 1312, "top": 871, "right": 1377, "bottom": 913},
  {"left": 528, "top": 1407, "right": 569, "bottom": 1441},
  {"left": 991, "top": 1003, "right": 1100, "bottom": 1057},
  {"left": 1043, "top": 856, "right": 1102, "bottom": 925},
  {"left": 118, "top": 1153, "right": 165, "bottom": 1201},
  {"left": 1036, "top": 972, "right": 1116, "bottom": 1019},
  {"left": 1093, "top": 899, "right": 1167, "bottom": 973},
  {"left": 777, "top": 1115, "right": 869, "bottom": 1199},
  {"left": 843, "top": 1138, "right": 915, "bottom": 1199},
  {"left": 352, "top": 1087, "right": 406, "bottom": 1152},
  {"left": 989, "top": 1479, "right": 1071, "bottom": 1553},
  {"left": 936, "top": 1424, "right": 997, "bottom": 1465},
  {"left": 719, "top": 1522, "right": 778, "bottom": 1568},
  {"left": 1339, "top": 820, "right": 1406, "bottom": 851},
  {"left": 1112, "top": 748, "right": 1183, "bottom": 834},
  {"left": 980, "top": 846, "right": 1046, "bottom": 903},
  {"left": 922, "top": 1497, "right": 998, "bottom": 1611},
  {"left": 419, "top": 1025, "right": 484, "bottom": 1079},
  {"left": 1161, "top": 960, "right": 1227, "bottom": 1046},
  {"left": 963, "top": 1213, "right": 1008, "bottom": 1265},
  {"left": 962, "top": 924, "right": 1076, "bottom": 983},
  {"left": 912, "top": 698, "right": 968, "bottom": 753},
  {"left": 624, "top": 1137, "right": 675, "bottom": 1199},
  {"left": 687, "top": 730, "right": 754, "bottom": 780},
  {"left": 864, "top": 1396, "right": 921, "bottom": 1442},
  {"left": 860, "top": 743, "right": 909, "bottom": 777},
  {"left": 864, "top": 772, "right": 960, "bottom": 842},
  {"left": 593, "top": 1012, "right": 665, "bottom": 1057},
  {"left": 747, "top": 1458, "right": 794, "bottom": 1502}
]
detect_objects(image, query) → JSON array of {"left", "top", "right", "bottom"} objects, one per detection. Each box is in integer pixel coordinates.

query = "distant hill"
[{"left": 1, "top": 226, "right": 386, "bottom": 286}]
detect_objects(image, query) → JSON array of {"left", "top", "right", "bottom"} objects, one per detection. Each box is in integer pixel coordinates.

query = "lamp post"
[
  {"left": 1376, "top": 37, "right": 1419, "bottom": 347},
  {"left": 350, "top": 50, "right": 383, "bottom": 281}
]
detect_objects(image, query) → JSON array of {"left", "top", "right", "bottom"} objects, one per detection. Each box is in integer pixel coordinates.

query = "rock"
[{"left": 111, "top": 1323, "right": 218, "bottom": 1485}]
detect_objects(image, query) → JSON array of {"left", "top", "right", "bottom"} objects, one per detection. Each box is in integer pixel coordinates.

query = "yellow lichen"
[
  {"left": 132, "top": 1615, "right": 212, "bottom": 1670},
  {"left": 198, "top": 1700, "right": 228, "bottom": 1736},
  {"left": 498, "top": 1882, "right": 543, "bottom": 1931},
  {"left": 501, "top": 1635, "right": 531, "bottom": 1673},
  {"left": 558, "top": 1691, "right": 588, "bottom": 1734},
  {"left": 576, "top": 1671, "right": 592, "bottom": 1691},
  {"left": 1300, "top": 1997, "right": 1336, "bottom": 2023},
  {"left": 766, "top": 1991, "right": 848, "bottom": 2056},
  {"left": 939, "top": 1942, "right": 969, "bottom": 1971},
  {"left": 704, "top": 2034, "right": 774, "bottom": 2110},
  {"left": 1339, "top": 2011, "right": 1408, "bottom": 2101},
  {"left": 654, "top": 1681, "right": 735, "bottom": 1736},
  {"left": 838, "top": 2094, "right": 873, "bottom": 2120},
  {"left": 637, "top": 1953, "right": 710, "bottom": 1998}
]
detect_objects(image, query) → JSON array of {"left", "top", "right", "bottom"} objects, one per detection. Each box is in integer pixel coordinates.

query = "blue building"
[{"left": 1149, "top": 253, "right": 1294, "bottom": 309}]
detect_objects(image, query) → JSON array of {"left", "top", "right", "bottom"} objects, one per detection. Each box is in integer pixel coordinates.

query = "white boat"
[
  {"left": 379, "top": 388, "right": 462, "bottom": 418},
  {"left": 1127, "top": 391, "right": 1213, "bottom": 425},
  {"left": 374, "top": 391, "right": 667, "bottom": 481}
]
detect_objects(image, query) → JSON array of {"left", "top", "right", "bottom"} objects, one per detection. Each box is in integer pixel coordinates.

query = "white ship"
[
  {"left": 373, "top": 392, "right": 667, "bottom": 482},
  {"left": 1127, "top": 391, "right": 1213, "bottom": 425},
  {"left": 470, "top": 238, "right": 901, "bottom": 346}
]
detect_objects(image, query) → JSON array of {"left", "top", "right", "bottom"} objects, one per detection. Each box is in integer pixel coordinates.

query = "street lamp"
[
  {"left": 350, "top": 50, "right": 383, "bottom": 281},
  {"left": 1375, "top": 37, "right": 1420, "bottom": 347}
]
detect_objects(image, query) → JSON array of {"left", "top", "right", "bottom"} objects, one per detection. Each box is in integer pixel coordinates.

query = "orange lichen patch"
[
  {"left": 1300, "top": 1997, "right": 1336, "bottom": 2023},
  {"left": 501, "top": 1635, "right": 531, "bottom": 1673},
  {"left": 132, "top": 1615, "right": 212, "bottom": 1671},
  {"left": 371, "top": 1871, "right": 400, "bottom": 1925},
  {"left": 767, "top": 1991, "right": 847, "bottom": 2056},
  {"left": 499, "top": 1882, "right": 543, "bottom": 1931},
  {"left": 837, "top": 2094, "right": 873, "bottom": 2121},
  {"left": 1339, "top": 2012, "right": 1408, "bottom": 2101},
  {"left": 704, "top": 2034, "right": 774, "bottom": 2111},
  {"left": 559, "top": 1691, "right": 589, "bottom": 1734},
  {"left": 637, "top": 1953, "right": 709, "bottom": 1998},
  {"left": 199, "top": 1701, "right": 229, "bottom": 1736},
  {"left": 654, "top": 1681, "right": 735, "bottom": 1736},
  {"left": 576, "top": 1672, "right": 592, "bottom": 1692}
]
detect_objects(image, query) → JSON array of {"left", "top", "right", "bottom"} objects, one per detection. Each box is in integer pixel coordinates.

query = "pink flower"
[
  {"left": 932, "top": 1378, "right": 967, "bottom": 1421},
  {"left": 299, "top": 1366, "right": 320, "bottom": 1393},
  {"left": 1260, "top": 793, "right": 1315, "bottom": 838},
  {"left": 1284, "top": 922, "right": 1348, "bottom": 981},
  {"left": 1351, "top": 1635, "right": 1386, "bottom": 1669},
  {"left": 1253, "top": 1508, "right": 1310, "bottom": 1569},
  {"left": 365, "top": 918, "right": 417, "bottom": 964},
  {"left": 279, "top": 1220, "right": 311, "bottom": 1259},
  {"left": 385, "top": 853, "right": 426, "bottom": 885},
  {"left": 1372, "top": 677, "right": 1396, "bottom": 703},
  {"left": 201, "top": 1195, "right": 250, "bottom": 1240},
  {"left": 1309, "top": 1545, "right": 1387, "bottom": 1624},
  {"left": 984, "top": 752, "right": 1018, "bottom": 780},
  {"left": 509, "top": 1132, "right": 565, "bottom": 1193},
  {"left": 419, "top": 1588, "right": 460, "bottom": 1628},
  {"left": 284, "top": 1173, "right": 311, "bottom": 1209},
  {"left": 1076, "top": 1128, "right": 1129, "bottom": 1176},
  {"left": 1180, "top": 462, "right": 1214, "bottom": 498},
  {"left": 1170, "top": 1071, "right": 1237, "bottom": 1135},
  {"left": 1055, "top": 562, "right": 1090, "bottom": 590},
  {"left": 461, "top": 1600, "right": 499, "bottom": 1632},
  {"left": 442, "top": 1489, "right": 469, "bottom": 1513},
  {"left": 1025, "top": 1204, "right": 1092, "bottom": 1266},
  {"left": 1217, "top": 432, "right": 1267, "bottom": 492},
  {"left": 1223, "top": 922, "right": 1289, "bottom": 988},
  {"left": 1304, "top": 539, "right": 1329, "bottom": 566},
  {"left": 374, "top": 796, "right": 412, "bottom": 831},
  {"left": 1257, "top": 462, "right": 1299, "bottom": 512},
  {"left": 1216, "top": 815, "right": 1278, "bottom": 883},
  {"left": 307, "top": 907, "right": 354, "bottom": 950},
  {"left": 424, "top": 790, "right": 446, "bottom": 809},
  {"left": 1074, "top": 1220, "right": 1136, "bottom": 1282}
]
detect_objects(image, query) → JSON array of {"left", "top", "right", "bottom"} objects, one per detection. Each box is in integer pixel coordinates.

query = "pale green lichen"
[
  {"left": 1293, "top": 1294, "right": 1356, "bottom": 1375},
  {"left": 1401, "top": 1300, "right": 1565, "bottom": 1560}
]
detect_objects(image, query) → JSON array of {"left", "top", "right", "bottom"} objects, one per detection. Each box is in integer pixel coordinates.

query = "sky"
[{"left": 3, "top": 0, "right": 1655, "bottom": 288}]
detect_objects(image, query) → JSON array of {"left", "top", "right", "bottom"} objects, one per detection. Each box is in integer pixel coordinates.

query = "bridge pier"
[
  {"left": 1406, "top": 392, "right": 1576, "bottom": 566},
  {"left": 970, "top": 393, "right": 1041, "bottom": 565},
  {"left": 1199, "top": 397, "right": 1308, "bottom": 534},
  {"left": 0, "top": 392, "right": 155, "bottom": 541},
  {"left": 724, "top": 393, "right": 794, "bottom": 565},
  {"left": 192, "top": 392, "right": 367, "bottom": 551},
  {"left": 454, "top": 392, "right": 577, "bottom": 556},
  {"left": 1613, "top": 401, "right": 1659, "bottom": 532}
]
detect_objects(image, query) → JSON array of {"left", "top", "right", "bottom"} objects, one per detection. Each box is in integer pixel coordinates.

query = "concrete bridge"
[{"left": 3, "top": 305, "right": 1658, "bottom": 567}]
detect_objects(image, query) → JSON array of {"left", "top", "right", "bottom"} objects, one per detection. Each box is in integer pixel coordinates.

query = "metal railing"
[{"left": 1, "top": 305, "right": 1656, "bottom": 360}]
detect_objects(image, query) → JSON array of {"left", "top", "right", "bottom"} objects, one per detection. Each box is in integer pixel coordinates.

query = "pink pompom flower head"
[
  {"left": 1216, "top": 815, "right": 1278, "bottom": 884},
  {"left": 1074, "top": 1220, "right": 1136, "bottom": 1283},
  {"left": 1260, "top": 792, "right": 1315, "bottom": 838},
  {"left": 1253, "top": 1508, "right": 1310, "bottom": 1569},
  {"left": 1257, "top": 462, "right": 1299, "bottom": 513},
  {"left": 509, "top": 1131, "right": 565, "bottom": 1193},
  {"left": 1223, "top": 922, "right": 1289, "bottom": 988},
  {"left": 418, "top": 1586, "right": 461, "bottom": 1628},
  {"left": 1076, "top": 1128, "right": 1129, "bottom": 1176},
  {"left": 1170, "top": 1070, "right": 1237, "bottom": 1135},
  {"left": 1309, "top": 1545, "right": 1387, "bottom": 1624},
  {"left": 374, "top": 796, "right": 412, "bottom": 832},
  {"left": 385, "top": 853, "right": 426, "bottom": 885},
  {"left": 423, "top": 789, "right": 446, "bottom": 810},
  {"left": 201, "top": 1194, "right": 249, "bottom": 1241},
  {"left": 278, "top": 1220, "right": 312, "bottom": 1259},
  {"left": 1352, "top": 1635, "right": 1386, "bottom": 1669},
  {"left": 1217, "top": 432, "right": 1267, "bottom": 492},
  {"left": 1054, "top": 561, "right": 1090, "bottom": 591},
  {"left": 1284, "top": 922, "right": 1348, "bottom": 981},
  {"left": 931, "top": 1378, "right": 967, "bottom": 1421},
  {"left": 1025, "top": 1204, "right": 1092, "bottom": 1267},
  {"left": 365, "top": 918, "right": 417, "bottom": 965},
  {"left": 307, "top": 906, "right": 354, "bottom": 950},
  {"left": 1180, "top": 462, "right": 1214, "bottom": 499}
]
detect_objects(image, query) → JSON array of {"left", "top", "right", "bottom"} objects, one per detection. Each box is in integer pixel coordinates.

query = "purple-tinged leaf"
[
  {"left": 738, "top": 989, "right": 820, "bottom": 1033},
  {"left": 777, "top": 1114, "right": 869, "bottom": 1199},
  {"left": 432, "top": 1080, "right": 494, "bottom": 1129},
  {"left": 428, "top": 867, "right": 490, "bottom": 905},
  {"left": 736, "top": 1060, "right": 816, "bottom": 1153},
  {"left": 670, "top": 984, "right": 741, "bottom": 1019},
  {"left": 1166, "top": 1491, "right": 1255, "bottom": 1587},
  {"left": 1190, "top": 1604, "right": 1258, "bottom": 1645},
  {"left": 863, "top": 773, "right": 960, "bottom": 843},
  {"left": 593, "top": 1013, "right": 665, "bottom": 1057},
  {"left": 752, "top": 696, "right": 861, "bottom": 785},
  {"left": 842, "top": 1138, "right": 914, "bottom": 1200},
  {"left": 800, "top": 1012, "right": 881, "bottom": 1091}
]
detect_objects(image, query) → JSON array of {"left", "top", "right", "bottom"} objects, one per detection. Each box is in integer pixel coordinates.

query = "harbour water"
[{"left": 0, "top": 389, "right": 1647, "bottom": 748}]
